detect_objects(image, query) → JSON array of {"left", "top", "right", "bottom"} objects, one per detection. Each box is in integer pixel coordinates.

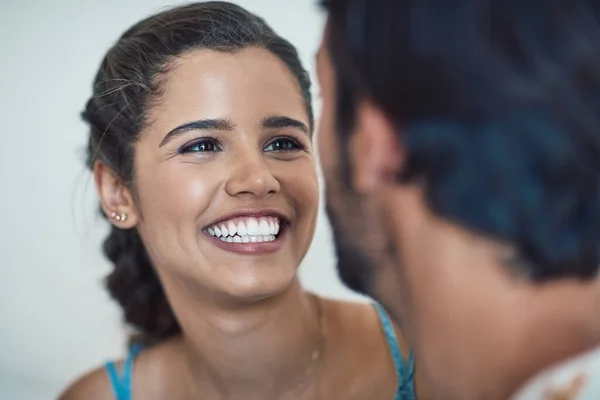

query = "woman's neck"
[{"left": 169, "top": 279, "right": 325, "bottom": 399}]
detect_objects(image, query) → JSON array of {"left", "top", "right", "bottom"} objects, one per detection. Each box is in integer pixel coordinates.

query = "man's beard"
[{"left": 325, "top": 201, "right": 374, "bottom": 296}]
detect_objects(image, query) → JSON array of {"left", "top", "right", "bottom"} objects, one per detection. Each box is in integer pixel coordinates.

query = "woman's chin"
[{"left": 220, "top": 272, "right": 296, "bottom": 303}]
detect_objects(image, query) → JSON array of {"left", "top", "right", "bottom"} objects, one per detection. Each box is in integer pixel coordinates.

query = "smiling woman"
[{"left": 58, "top": 2, "right": 416, "bottom": 400}]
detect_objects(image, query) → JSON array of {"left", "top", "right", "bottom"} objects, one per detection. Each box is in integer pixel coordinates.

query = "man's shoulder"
[{"left": 513, "top": 345, "right": 600, "bottom": 400}]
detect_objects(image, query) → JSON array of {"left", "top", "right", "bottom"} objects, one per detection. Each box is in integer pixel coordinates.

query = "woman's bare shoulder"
[
  {"left": 318, "top": 296, "right": 384, "bottom": 345},
  {"left": 58, "top": 364, "right": 117, "bottom": 400},
  {"left": 319, "top": 296, "right": 378, "bottom": 330},
  {"left": 58, "top": 339, "right": 181, "bottom": 400},
  {"left": 319, "top": 296, "right": 410, "bottom": 355},
  {"left": 315, "top": 296, "right": 405, "bottom": 397}
]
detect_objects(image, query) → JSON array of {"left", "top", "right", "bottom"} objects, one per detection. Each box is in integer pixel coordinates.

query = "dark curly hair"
[
  {"left": 322, "top": 0, "right": 600, "bottom": 281},
  {"left": 82, "top": 1, "right": 313, "bottom": 346}
]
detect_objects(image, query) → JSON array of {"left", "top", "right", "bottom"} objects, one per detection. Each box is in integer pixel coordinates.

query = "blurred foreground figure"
[{"left": 317, "top": 1, "right": 600, "bottom": 399}]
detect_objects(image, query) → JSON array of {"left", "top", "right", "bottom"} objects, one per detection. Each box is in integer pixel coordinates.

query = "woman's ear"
[
  {"left": 348, "top": 101, "right": 404, "bottom": 194},
  {"left": 93, "top": 160, "right": 139, "bottom": 228}
]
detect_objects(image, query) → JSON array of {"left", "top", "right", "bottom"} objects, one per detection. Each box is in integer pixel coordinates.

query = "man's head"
[{"left": 317, "top": 0, "right": 600, "bottom": 397}]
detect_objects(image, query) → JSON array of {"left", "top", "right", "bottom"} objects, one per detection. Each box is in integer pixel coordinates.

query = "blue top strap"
[
  {"left": 374, "top": 303, "right": 417, "bottom": 400},
  {"left": 105, "top": 344, "right": 143, "bottom": 400}
]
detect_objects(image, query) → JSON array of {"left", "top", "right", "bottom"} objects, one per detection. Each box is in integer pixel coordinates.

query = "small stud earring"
[{"left": 110, "top": 212, "right": 127, "bottom": 222}]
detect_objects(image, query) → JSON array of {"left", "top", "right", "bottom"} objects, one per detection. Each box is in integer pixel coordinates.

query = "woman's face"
[{"left": 132, "top": 47, "right": 318, "bottom": 301}]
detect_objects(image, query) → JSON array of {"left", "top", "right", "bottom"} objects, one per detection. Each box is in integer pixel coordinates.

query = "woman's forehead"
[{"left": 149, "top": 47, "right": 308, "bottom": 124}]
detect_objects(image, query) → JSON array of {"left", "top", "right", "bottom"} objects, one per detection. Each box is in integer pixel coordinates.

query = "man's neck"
[
  {"left": 386, "top": 186, "right": 600, "bottom": 399},
  {"left": 168, "top": 279, "right": 324, "bottom": 400}
]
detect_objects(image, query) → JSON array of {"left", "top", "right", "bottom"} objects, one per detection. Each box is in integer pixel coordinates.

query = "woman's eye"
[
  {"left": 180, "top": 138, "right": 222, "bottom": 154},
  {"left": 264, "top": 137, "right": 305, "bottom": 152}
]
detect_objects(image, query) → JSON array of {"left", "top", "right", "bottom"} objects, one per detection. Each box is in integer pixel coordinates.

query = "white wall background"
[{"left": 0, "top": 1, "right": 364, "bottom": 398}]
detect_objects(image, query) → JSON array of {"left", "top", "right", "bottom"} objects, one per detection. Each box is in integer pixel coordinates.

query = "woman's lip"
[{"left": 203, "top": 226, "right": 288, "bottom": 255}]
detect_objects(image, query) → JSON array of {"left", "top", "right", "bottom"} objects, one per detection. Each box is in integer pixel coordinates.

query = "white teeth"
[
  {"left": 237, "top": 221, "right": 247, "bottom": 236},
  {"left": 269, "top": 220, "right": 275, "bottom": 235},
  {"left": 228, "top": 221, "right": 237, "bottom": 236},
  {"left": 247, "top": 218, "right": 260, "bottom": 236},
  {"left": 207, "top": 217, "right": 281, "bottom": 242},
  {"left": 259, "top": 219, "right": 270, "bottom": 235},
  {"left": 212, "top": 233, "right": 276, "bottom": 243}
]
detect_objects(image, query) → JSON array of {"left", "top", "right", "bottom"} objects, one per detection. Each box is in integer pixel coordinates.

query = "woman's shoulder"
[
  {"left": 316, "top": 296, "right": 410, "bottom": 398},
  {"left": 319, "top": 297, "right": 398, "bottom": 336},
  {"left": 58, "top": 364, "right": 119, "bottom": 400},
  {"left": 319, "top": 295, "right": 412, "bottom": 364},
  {"left": 318, "top": 296, "right": 374, "bottom": 319},
  {"left": 58, "top": 339, "right": 180, "bottom": 400}
]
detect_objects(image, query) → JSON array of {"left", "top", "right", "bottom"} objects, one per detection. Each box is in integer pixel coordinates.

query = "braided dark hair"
[{"left": 82, "top": 1, "right": 313, "bottom": 345}]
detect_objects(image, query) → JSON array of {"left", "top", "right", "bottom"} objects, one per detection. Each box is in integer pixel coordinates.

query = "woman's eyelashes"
[
  {"left": 179, "top": 137, "right": 222, "bottom": 154},
  {"left": 263, "top": 135, "right": 307, "bottom": 152}
]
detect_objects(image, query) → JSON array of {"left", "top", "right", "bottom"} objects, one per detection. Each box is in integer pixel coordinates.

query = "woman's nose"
[{"left": 224, "top": 152, "right": 280, "bottom": 199}]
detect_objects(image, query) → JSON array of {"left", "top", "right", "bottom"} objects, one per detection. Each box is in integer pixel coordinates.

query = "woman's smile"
[{"left": 203, "top": 209, "right": 290, "bottom": 254}]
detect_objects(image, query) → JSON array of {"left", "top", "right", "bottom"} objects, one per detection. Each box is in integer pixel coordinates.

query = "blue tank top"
[{"left": 105, "top": 303, "right": 416, "bottom": 400}]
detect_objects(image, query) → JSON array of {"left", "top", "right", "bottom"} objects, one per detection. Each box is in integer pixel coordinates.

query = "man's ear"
[
  {"left": 93, "top": 160, "right": 139, "bottom": 228},
  {"left": 348, "top": 101, "right": 404, "bottom": 193}
]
